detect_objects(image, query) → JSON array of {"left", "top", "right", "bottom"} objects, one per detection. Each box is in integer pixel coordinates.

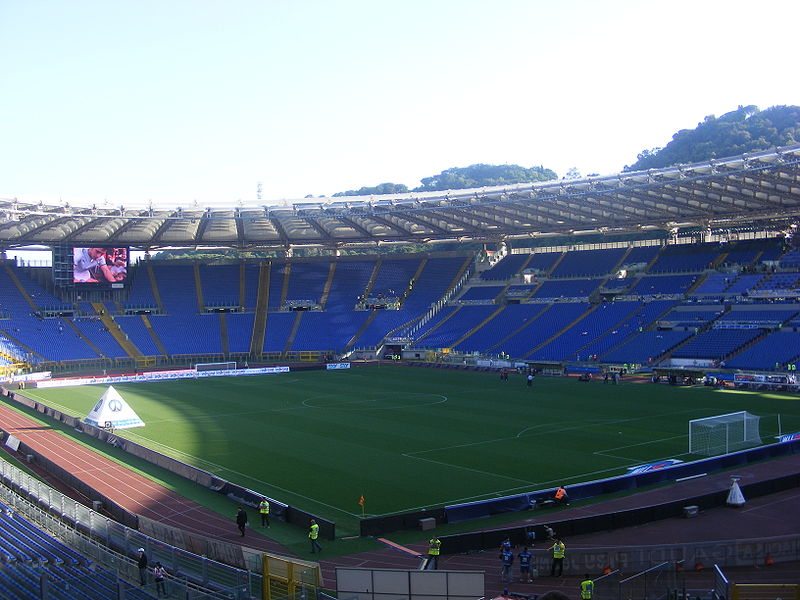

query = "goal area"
[
  {"left": 194, "top": 361, "right": 237, "bottom": 372},
  {"left": 688, "top": 411, "right": 762, "bottom": 456}
]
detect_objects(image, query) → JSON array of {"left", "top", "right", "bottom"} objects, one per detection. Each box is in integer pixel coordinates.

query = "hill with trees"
[
  {"left": 625, "top": 105, "right": 800, "bottom": 171},
  {"left": 333, "top": 163, "right": 557, "bottom": 197}
]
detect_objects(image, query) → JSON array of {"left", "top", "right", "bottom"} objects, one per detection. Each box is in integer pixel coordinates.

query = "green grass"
[{"left": 21, "top": 366, "right": 800, "bottom": 537}]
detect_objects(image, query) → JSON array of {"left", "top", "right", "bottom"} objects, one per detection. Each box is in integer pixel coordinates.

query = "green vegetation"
[
  {"left": 626, "top": 105, "right": 800, "bottom": 171},
  {"left": 414, "top": 164, "right": 557, "bottom": 192},
  {"left": 333, "top": 164, "right": 558, "bottom": 197},
  {"left": 333, "top": 182, "right": 410, "bottom": 197},
  {"left": 21, "top": 367, "right": 800, "bottom": 539}
]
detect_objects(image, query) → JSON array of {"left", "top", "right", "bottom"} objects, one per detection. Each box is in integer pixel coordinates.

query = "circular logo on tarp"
[{"left": 108, "top": 399, "right": 123, "bottom": 412}]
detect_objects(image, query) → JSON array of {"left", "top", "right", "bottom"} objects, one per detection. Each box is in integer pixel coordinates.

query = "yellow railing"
[{"left": 262, "top": 553, "right": 322, "bottom": 600}]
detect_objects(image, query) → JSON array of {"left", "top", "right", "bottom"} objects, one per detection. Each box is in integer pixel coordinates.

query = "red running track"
[{"left": 0, "top": 402, "right": 289, "bottom": 556}]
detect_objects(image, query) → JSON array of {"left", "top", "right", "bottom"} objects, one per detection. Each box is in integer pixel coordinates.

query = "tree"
[
  {"left": 332, "top": 183, "right": 409, "bottom": 197},
  {"left": 414, "top": 164, "right": 557, "bottom": 192},
  {"left": 625, "top": 105, "right": 800, "bottom": 171}
]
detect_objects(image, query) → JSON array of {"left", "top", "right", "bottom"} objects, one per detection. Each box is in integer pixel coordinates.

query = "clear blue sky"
[{"left": 1, "top": 0, "right": 798, "bottom": 208}]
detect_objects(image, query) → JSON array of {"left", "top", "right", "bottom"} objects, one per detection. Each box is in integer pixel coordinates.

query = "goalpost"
[
  {"left": 688, "top": 411, "right": 762, "bottom": 456},
  {"left": 194, "top": 361, "right": 237, "bottom": 372}
]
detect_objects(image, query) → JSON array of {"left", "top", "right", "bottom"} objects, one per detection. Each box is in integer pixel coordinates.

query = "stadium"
[{"left": 1, "top": 145, "right": 800, "bottom": 599}]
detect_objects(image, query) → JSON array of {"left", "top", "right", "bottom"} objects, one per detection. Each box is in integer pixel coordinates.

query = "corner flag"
[{"left": 358, "top": 495, "right": 365, "bottom": 516}]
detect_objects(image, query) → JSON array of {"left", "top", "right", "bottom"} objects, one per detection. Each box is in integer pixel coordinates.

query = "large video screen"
[{"left": 73, "top": 247, "right": 129, "bottom": 287}]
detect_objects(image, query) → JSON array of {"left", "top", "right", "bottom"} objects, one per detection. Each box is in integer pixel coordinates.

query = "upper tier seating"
[
  {"left": 631, "top": 274, "right": 697, "bottom": 295},
  {"left": 124, "top": 265, "right": 157, "bottom": 309},
  {"left": 550, "top": 247, "right": 626, "bottom": 278},
  {"left": 620, "top": 245, "right": 660, "bottom": 267},
  {"left": 525, "top": 252, "right": 562, "bottom": 273},
  {"left": 719, "top": 240, "right": 767, "bottom": 267},
  {"left": 404, "top": 257, "right": 468, "bottom": 311},
  {"left": 267, "top": 261, "right": 287, "bottom": 310},
  {"left": 285, "top": 260, "right": 330, "bottom": 303},
  {"left": 150, "top": 263, "right": 197, "bottom": 312},
  {"left": 648, "top": 243, "right": 722, "bottom": 273},
  {"left": 371, "top": 257, "right": 423, "bottom": 295},
  {"left": 199, "top": 264, "right": 240, "bottom": 307},
  {"left": 10, "top": 269, "right": 70, "bottom": 311},
  {"left": 758, "top": 244, "right": 786, "bottom": 262},
  {"left": 242, "top": 263, "right": 261, "bottom": 310},
  {"left": 480, "top": 254, "right": 530, "bottom": 280}
]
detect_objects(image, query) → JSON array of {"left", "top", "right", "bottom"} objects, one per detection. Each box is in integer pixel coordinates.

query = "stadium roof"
[{"left": 2, "top": 145, "right": 800, "bottom": 250}]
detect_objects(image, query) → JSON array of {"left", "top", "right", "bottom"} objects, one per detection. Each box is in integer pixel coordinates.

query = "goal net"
[
  {"left": 688, "top": 411, "right": 762, "bottom": 456},
  {"left": 194, "top": 361, "right": 237, "bottom": 372}
]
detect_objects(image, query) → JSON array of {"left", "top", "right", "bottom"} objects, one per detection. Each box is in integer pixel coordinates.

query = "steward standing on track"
[
  {"left": 259, "top": 498, "right": 270, "bottom": 527},
  {"left": 549, "top": 537, "right": 566, "bottom": 577},
  {"left": 427, "top": 535, "right": 441, "bottom": 569},
  {"left": 309, "top": 519, "right": 322, "bottom": 553}
]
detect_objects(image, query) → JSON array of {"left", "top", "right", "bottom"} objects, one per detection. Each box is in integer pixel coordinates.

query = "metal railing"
[
  {"left": 617, "top": 561, "right": 683, "bottom": 600},
  {"left": 0, "top": 457, "right": 258, "bottom": 598}
]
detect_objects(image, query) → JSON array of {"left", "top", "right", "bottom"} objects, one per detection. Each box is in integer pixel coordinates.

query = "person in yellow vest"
[
  {"left": 259, "top": 498, "right": 270, "bottom": 528},
  {"left": 549, "top": 537, "right": 566, "bottom": 577},
  {"left": 308, "top": 519, "right": 322, "bottom": 553},
  {"left": 427, "top": 535, "right": 442, "bottom": 569},
  {"left": 580, "top": 574, "right": 594, "bottom": 600}
]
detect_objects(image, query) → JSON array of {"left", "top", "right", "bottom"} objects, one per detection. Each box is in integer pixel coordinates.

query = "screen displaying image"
[{"left": 73, "top": 247, "right": 128, "bottom": 285}]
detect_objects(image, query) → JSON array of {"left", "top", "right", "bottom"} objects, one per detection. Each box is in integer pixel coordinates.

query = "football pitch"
[{"left": 25, "top": 366, "right": 800, "bottom": 533}]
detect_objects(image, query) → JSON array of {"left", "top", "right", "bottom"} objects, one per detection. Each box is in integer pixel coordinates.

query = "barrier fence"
[{"left": 618, "top": 561, "right": 682, "bottom": 600}]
